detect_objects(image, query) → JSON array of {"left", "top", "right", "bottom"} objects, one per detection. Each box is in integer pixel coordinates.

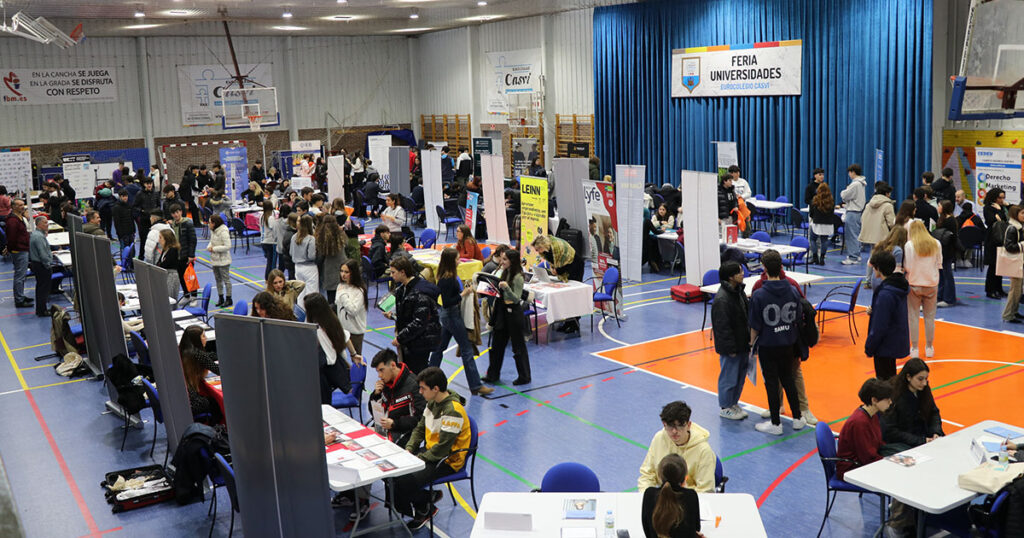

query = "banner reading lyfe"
[
  {"left": 582, "top": 180, "right": 619, "bottom": 279},
  {"left": 671, "top": 40, "right": 802, "bottom": 98},
  {"left": 2, "top": 67, "right": 117, "bottom": 105},
  {"left": 519, "top": 175, "right": 548, "bottom": 267},
  {"left": 976, "top": 147, "right": 1024, "bottom": 205}
]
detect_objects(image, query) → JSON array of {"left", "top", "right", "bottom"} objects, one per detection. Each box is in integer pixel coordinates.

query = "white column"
[
  {"left": 284, "top": 36, "right": 300, "bottom": 142},
  {"left": 467, "top": 26, "right": 481, "bottom": 140},
  {"left": 136, "top": 37, "right": 156, "bottom": 170},
  {"left": 541, "top": 16, "right": 556, "bottom": 163},
  {"left": 407, "top": 37, "right": 420, "bottom": 144}
]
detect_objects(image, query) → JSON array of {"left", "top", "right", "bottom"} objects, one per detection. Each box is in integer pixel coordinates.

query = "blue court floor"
[{"left": 0, "top": 225, "right": 1019, "bottom": 537}]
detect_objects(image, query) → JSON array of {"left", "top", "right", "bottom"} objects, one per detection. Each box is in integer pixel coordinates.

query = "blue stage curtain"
[{"left": 593, "top": 0, "right": 932, "bottom": 203}]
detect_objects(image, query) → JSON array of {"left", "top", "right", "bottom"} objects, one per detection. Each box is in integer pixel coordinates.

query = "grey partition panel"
[
  {"left": 215, "top": 314, "right": 334, "bottom": 538},
  {"left": 135, "top": 261, "right": 194, "bottom": 455},
  {"left": 552, "top": 158, "right": 590, "bottom": 257},
  {"left": 72, "top": 233, "right": 102, "bottom": 376},
  {"left": 76, "top": 233, "right": 129, "bottom": 396},
  {"left": 389, "top": 145, "right": 411, "bottom": 197}
]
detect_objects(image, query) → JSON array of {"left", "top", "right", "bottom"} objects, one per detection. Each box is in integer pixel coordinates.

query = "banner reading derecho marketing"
[
  {"left": 519, "top": 175, "right": 548, "bottom": 268},
  {"left": 2, "top": 67, "right": 117, "bottom": 105},
  {"left": 177, "top": 63, "right": 273, "bottom": 126},
  {"left": 671, "top": 40, "right": 801, "bottom": 98},
  {"left": 976, "top": 147, "right": 1024, "bottom": 205}
]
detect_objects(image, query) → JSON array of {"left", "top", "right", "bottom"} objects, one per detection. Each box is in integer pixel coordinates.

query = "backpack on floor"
[{"left": 670, "top": 284, "right": 703, "bottom": 303}]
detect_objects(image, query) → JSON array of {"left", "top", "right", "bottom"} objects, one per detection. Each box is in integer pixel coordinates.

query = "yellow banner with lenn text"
[{"left": 520, "top": 175, "right": 548, "bottom": 268}]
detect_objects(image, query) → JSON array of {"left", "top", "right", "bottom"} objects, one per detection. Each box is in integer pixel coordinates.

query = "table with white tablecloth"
[{"left": 524, "top": 280, "right": 593, "bottom": 324}]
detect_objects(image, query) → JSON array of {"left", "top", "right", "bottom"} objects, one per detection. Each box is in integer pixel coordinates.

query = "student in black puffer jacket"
[
  {"left": 717, "top": 173, "right": 737, "bottom": 223},
  {"left": 711, "top": 261, "right": 750, "bottom": 420}
]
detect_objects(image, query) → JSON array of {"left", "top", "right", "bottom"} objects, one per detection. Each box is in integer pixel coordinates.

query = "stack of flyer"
[{"left": 323, "top": 415, "right": 422, "bottom": 485}]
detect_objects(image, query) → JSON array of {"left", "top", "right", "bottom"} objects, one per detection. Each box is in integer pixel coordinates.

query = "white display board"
[
  {"left": 327, "top": 155, "right": 346, "bottom": 202},
  {"left": 615, "top": 165, "right": 646, "bottom": 283},
  {"left": 977, "top": 147, "right": 1023, "bottom": 205},
  {"left": 481, "top": 154, "right": 510, "bottom": 244},
  {"left": 713, "top": 141, "right": 738, "bottom": 175},
  {"left": 552, "top": 158, "right": 589, "bottom": 257},
  {"left": 176, "top": 63, "right": 274, "bottom": 127},
  {"left": 368, "top": 135, "right": 392, "bottom": 196},
  {"left": 0, "top": 148, "right": 32, "bottom": 194},
  {"left": 94, "top": 161, "right": 132, "bottom": 184},
  {"left": 62, "top": 155, "right": 92, "bottom": 197},
  {"left": 681, "top": 170, "right": 721, "bottom": 287},
  {"left": 421, "top": 149, "right": 443, "bottom": 232}
]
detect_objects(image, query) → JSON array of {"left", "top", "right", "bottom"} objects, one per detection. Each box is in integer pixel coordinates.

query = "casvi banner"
[
  {"left": 2, "top": 67, "right": 117, "bottom": 105},
  {"left": 485, "top": 48, "right": 542, "bottom": 114},
  {"left": 671, "top": 40, "right": 801, "bottom": 98}
]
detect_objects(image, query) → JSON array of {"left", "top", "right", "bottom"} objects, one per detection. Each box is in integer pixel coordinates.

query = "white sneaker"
[
  {"left": 731, "top": 405, "right": 749, "bottom": 419},
  {"left": 792, "top": 417, "right": 806, "bottom": 430},
  {"left": 936, "top": 301, "right": 950, "bottom": 308},
  {"left": 802, "top": 409, "right": 818, "bottom": 425},
  {"left": 840, "top": 258, "right": 859, "bottom": 265},
  {"left": 925, "top": 346, "right": 934, "bottom": 358},
  {"left": 909, "top": 347, "right": 919, "bottom": 359},
  {"left": 760, "top": 407, "right": 783, "bottom": 419},
  {"left": 720, "top": 407, "right": 745, "bottom": 420},
  {"left": 755, "top": 421, "right": 783, "bottom": 435}
]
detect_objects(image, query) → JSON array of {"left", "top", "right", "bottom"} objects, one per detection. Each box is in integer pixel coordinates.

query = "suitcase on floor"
[
  {"left": 101, "top": 464, "right": 175, "bottom": 513},
  {"left": 670, "top": 284, "right": 703, "bottom": 303}
]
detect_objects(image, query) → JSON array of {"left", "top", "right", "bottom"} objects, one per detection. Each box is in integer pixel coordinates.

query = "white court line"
[{"left": 943, "top": 418, "right": 965, "bottom": 428}]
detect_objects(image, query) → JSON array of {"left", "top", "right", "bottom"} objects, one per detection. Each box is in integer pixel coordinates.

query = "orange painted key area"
[{"left": 597, "top": 310, "right": 1024, "bottom": 432}]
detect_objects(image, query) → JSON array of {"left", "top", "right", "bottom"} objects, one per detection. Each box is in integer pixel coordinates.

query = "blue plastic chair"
[
  {"left": 212, "top": 453, "right": 239, "bottom": 538},
  {"left": 331, "top": 361, "right": 367, "bottom": 422},
  {"left": 229, "top": 217, "right": 259, "bottom": 254},
  {"left": 754, "top": 194, "right": 767, "bottom": 201},
  {"left": 589, "top": 266, "right": 621, "bottom": 331},
  {"left": 715, "top": 456, "right": 729, "bottom": 492},
  {"left": 293, "top": 304, "right": 305, "bottom": 322},
  {"left": 427, "top": 415, "right": 481, "bottom": 511},
  {"left": 538, "top": 462, "right": 601, "bottom": 493},
  {"left": 130, "top": 331, "right": 150, "bottom": 366},
  {"left": 814, "top": 422, "right": 886, "bottom": 537},
  {"left": 481, "top": 246, "right": 491, "bottom": 259},
  {"left": 186, "top": 283, "right": 213, "bottom": 321},
  {"left": 140, "top": 379, "right": 164, "bottom": 462},
  {"left": 815, "top": 278, "right": 863, "bottom": 343},
  {"left": 419, "top": 228, "right": 437, "bottom": 248},
  {"left": 700, "top": 269, "right": 720, "bottom": 332},
  {"left": 785, "top": 235, "right": 810, "bottom": 270},
  {"left": 232, "top": 300, "right": 248, "bottom": 316},
  {"left": 436, "top": 205, "right": 463, "bottom": 240}
]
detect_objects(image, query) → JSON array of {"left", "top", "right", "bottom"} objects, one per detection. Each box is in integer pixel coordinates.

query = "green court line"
[{"left": 477, "top": 454, "right": 539, "bottom": 490}]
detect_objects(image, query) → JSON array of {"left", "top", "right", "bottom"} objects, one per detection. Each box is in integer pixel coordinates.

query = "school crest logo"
[{"left": 681, "top": 58, "right": 700, "bottom": 92}]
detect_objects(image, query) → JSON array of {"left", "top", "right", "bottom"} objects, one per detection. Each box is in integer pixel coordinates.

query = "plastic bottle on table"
[{"left": 604, "top": 509, "right": 615, "bottom": 537}]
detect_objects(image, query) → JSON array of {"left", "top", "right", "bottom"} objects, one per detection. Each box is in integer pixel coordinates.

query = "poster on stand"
[
  {"left": 512, "top": 138, "right": 538, "bottom": 178},
  {"left": 582, "top": 180, "right": 619, "bottom": 279},
  {"left": 62, "top": 155, "right": 92, "bottom": 199},
  {"left": 480, "top": 154, "right": 510, "bottom": 244},
  {"left": 219, "top": 146, "right": 249, "bottom": 201},
  {"left": 976, "top": 147, "right": 1023, "bottom": 205},
  {"left": 368, "top": 135, "right": 392, "bottom": 195},
  {"left": 615, "top": 165, "right": 646, "bottom": 283},
  {"left": 472, "top": 138, "right": 493, "bottom": 176},
  {"left": 421, "top": 149, "right": 443, "bottom": 232},
  {"left": 327, "top": 155, "right": 347, "bottom": 202},
  {"left": 0, "top": 147, "right": 32, "bottom": 194},
  {"left": 519, "top": 175, "right": 548, "bottom": 267},
  {"left": 713, "top": 141, "right": 737, "bottom": 177},
  {"left": 465, "top": 191, "right": 480, "bottom": 233}
]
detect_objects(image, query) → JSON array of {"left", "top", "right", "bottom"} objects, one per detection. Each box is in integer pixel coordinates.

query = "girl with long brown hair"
[
  {"left": 291, "top": 214, "right": 318, "bottom": 303},
  {"left": 315, "top": 214, "right": 347, "bottom": 305},
  {"left": 808, "top": 183, "right": 835, "bottom": 265},
  {"left": 642, "top": 453, "right": 700, "bottom": 538}
]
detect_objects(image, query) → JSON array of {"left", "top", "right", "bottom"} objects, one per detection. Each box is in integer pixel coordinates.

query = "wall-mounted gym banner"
[
  {"left": 670, "top": 40, "right": 802, "bottom": 98},
  {"left": 484, "top": 48, "right": 542, "bottom": 114},
  {"left": 1, "top": 67, "right": 117, "bottom": 105},
  {"left": 177, "top": 63, "right": 273, "bottom": 127},
  {"left": 519, "top": 175, "right": 548, "bottom": 267},
  {"left": 943, "top": 130, "right": 1024, "bottom": 210}
]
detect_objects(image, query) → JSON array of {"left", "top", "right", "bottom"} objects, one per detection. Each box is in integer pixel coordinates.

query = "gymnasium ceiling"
[{"left": 0, "top": 0, "right": 635, "bottom": 37}]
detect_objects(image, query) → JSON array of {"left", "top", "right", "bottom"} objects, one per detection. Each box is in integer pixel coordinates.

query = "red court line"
[
  {"left": 516, "top": 410, "right": 529, "bottom": 416},
  {"left": 558, "top": 392, "right": 572, "bottom": 398},
  {"left": 935, "top": 367, "right": 1024, "bottom": 400},
  {"left": 580, "top": 384, "right": 592, "bottom": 390},
  {"left": 25, "top": 390, "right": 99, "bottom": 535},
  {"left": 601, "top": 377, "right": 615, "bottom": 382},
  {"left": 756, "top": 448, "right": 817, "bottom": 508},
  {"left": 623, "top": 369, "right": 636, "bottom": 374},
  {"left": 79, "top": 527, "right": 123, "bottom": 538},
  {"left": 494, "top": 420, "right": 508, "bottom": 427}
]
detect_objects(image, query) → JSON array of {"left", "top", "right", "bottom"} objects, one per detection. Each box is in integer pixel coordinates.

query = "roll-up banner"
[{"left": 519, "top": 175, "right": 548, "bottom": 267}]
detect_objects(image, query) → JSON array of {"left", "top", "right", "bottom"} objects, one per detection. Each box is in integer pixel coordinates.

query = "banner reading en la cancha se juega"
[{"left": 519, "top": 176, "right": 548, "bottom": 268}]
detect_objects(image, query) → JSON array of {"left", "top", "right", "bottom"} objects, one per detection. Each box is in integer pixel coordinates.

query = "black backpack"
[{"left": 969, "top": 473, "right": 1024, "bottom": 536}]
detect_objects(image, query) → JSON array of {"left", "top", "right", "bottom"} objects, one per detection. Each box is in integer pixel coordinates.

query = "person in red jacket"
[
  {"left": 5, "top": 199, "right": 33, "bottom": 307},
  {"left": 836, "top": 377, "right": 893, "bottom": 481}
]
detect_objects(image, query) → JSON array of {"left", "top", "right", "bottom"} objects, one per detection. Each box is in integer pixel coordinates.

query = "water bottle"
[
  {"left": 604, "top": 510, "right": 614, "bottom": 537},
  {"left": 1000, "top": 445, "right": 1010, "bottom": 467}
]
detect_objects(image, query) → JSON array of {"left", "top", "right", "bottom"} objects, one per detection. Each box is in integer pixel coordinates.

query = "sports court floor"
[{"left": 0, "top": 225, "right": 1021, "bottom": 537}]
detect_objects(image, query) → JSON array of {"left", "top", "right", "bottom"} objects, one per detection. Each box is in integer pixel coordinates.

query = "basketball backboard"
[
  {"left": 949, "top": 0, "right": 1024, "bottom": 120},
  {"left": 221, "top": 87, "right": 281, "bottom": 130}
]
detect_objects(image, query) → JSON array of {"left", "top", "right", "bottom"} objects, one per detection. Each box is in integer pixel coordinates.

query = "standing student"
[
  {"left": 170, "top": 203, "right": 197, "bottom": 298},
  {"left": 290, "top": 214, "right": 318, "bottom": 305},
  {"left": 5, "top": 199, "right": 32, "bottom": 308},
  {"left": 859, "top": 181, "right": 896, "bottom": 286},
  {"left": 112, "top": 188, "right": 135, "bottom": 253},
  {"left": 156, "top": 229, "right": 181, "bottom": 298},
  {"left": 748, "top": 250, "right": 803, "bottom": 435},
  {"left": 132, "top": 178, "right": 161, "bottom": 254},
  {"left": 336, "top": 259, "right": 367, "bottom": 355},
  {"left": 144, "top": 209, "right": 171, "bottom": 264},
  {"left": 531, "top": 234, "right": 582, "bottom": 332},
  {"left": 1003, "top": 205, "right": 1024, "bottom": 323},
  {"left": 711, "top": 261, "right": 750, "bottom": 420},
  {"left": 315, "top": 214, "right": 347, "bottom": 305},
  {"left": 28, "top": 216, "right": 53, "bottom": 317},
  {"left": 728, "top": 165, "right": 751, "bottom": 199},
  {"left": 904, "top": 220, "right": 941, "bottom": 358},
  {"left": 385, "top": 256, "right": 440, "bottom": 374},
  {"left": 984, "top": 188, "right": 1009, "bottom": 298},
  {"left": 868, "top": 226, "right": 908, "bottom": 290},
  {"left": 482, "top": 248, "right": 531, "bottom": 386},
  {"left": 717, "top": 173, "right": 737, "bottom": 224},
  {"left": 804, "top": 168, "right": 825, "bottom": 207},
  {"left": 276, "top": 205, "right": 296, "bottom": 279},
  {"left": 427, "top": 248, "right": 494, "bottom": 396},
  {"left": 206, "top": 215, "right": 232, "bottom": 307},
  {"left": 259, "top": 201, "right": 278, "bottom": 280},
  {"left": 808, "top": 183, "right": 835, "bottom": 265},
  {"left": 864, "top": 250, "right": 910, "bottom": 379},
  {"left": 304, "top": 294, "right": 363, "bottom": 405},
  {"left": 835, "top": 378, "right": 893, "bottom": 481},
  {"left": 840, "top": 164, "right": 867, "bottom": 265},
  {"left": 935, "top": 200, "right": 960, "bottom": 307},
  {"left": 913, "top": 187, "right": 939, "bottom": 230},
  {"left": 641, "top": 454, "right": 701, "bottom": 538},
  {"left": 893, "top": 199, "right": 916, "bottom": 229}
]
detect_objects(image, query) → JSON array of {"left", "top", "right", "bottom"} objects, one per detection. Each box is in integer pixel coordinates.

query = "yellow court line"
[
  {"left": 28, "top": 378, "right": 88, "bottom": 391},
  {"left": 622, "top": 276, "right": 677, "bottom": 289},
  {"left": 450, "top": 484, "right": 477, "bottom": 519},
  {"left": 624, "top": 295, "right": 669, "bottom": 306},
  {"left": 446, "top": 347, "right": 492, "bottom": 383},
  {"left": 0, "top": 328, "right": 29, "bottom": 391},
  {"left": 194, "top": 255, "right": 265, "bottom": 287},
  {"left": 11, "top": 342, "right": 49, "bottom": 352},
  {"left": 21, "top": 363, "right": 55, "bottom": 371}
]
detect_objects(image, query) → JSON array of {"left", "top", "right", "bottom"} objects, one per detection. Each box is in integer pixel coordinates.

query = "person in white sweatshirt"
[
  {"left": 728, "top": 165, "right": 752, "bottom": 199},
  {"left": 840, "top": 164, "right": 868, "bottom": 264},
  {"left": 144, "top": 209, "right": 171, "bottom": 264},
  {"left": 903, "top": 220, "right": 941, "bottom": 358},
  {"left": 206, "top": 214, "right": 233, "bottom": 307}
]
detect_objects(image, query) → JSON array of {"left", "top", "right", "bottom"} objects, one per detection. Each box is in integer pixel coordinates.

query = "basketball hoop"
[{"left": 248, "top": 115, "right": 262, "bottom": 131}]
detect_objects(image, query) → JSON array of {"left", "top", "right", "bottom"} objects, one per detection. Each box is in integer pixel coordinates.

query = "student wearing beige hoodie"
[
  {"left": 206, "top": 214, "right": 233, "bottom": 307},
  {"left": 859, "top": 182, "right": 896, "bottom": 287},
  {"left": 638, "top": 401, "right": 718, "bottom": 493}
]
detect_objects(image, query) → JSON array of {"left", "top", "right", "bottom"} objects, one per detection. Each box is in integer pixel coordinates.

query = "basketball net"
[{"left": 248, "top": 114, "right": 262, "bottom": 131}]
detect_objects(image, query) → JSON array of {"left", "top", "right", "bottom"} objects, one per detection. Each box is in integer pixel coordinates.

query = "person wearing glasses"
[{"left": 637, "top": 401, "right": 718, "bottom": 493}]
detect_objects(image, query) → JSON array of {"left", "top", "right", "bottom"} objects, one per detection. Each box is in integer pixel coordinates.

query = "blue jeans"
[
  {"left": 428, "top": 304, "right": 483, "bottom": 390},
  {"left": 845, "top": 210, "right": 862, "bottom": 260},
  {"left": 809, "top": 231, "right": 828, "bottom": 260},
  {"left": 11, "top": 251, "right": 28, "bottom": 302},
  {"left": 262, "top": 244, "right": 277, "bottom": 280},
  {"left": 938, "top": 258, "right": 956, "bottom": 303},
  {"left": 717, "top": 354, "right": 747, "bottom": 409}
]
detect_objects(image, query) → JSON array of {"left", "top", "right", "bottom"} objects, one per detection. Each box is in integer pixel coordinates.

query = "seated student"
[
  {"left": 482, "top": 244, "right": 511, "bottom": 274},
  {"left": 836, "top": 377, "right": 893, "bottom": 481},
  {"left": 178, "top": 325, "right": 218, "bottom": 374},
  {"left": 207, "top": 190, "right": 232, "bottom": 217},
  {"left": 642, "top": 453, "right": 701, "bottom": 538},
  {"left": 180, "top": 346, "right": 223, "bottom": 425},
  {"left": 396, "top": 367, "right": 472, "bottom": 530},
  {"left": 251, "top": 291, "right": 297, "bottom": 321},
  {"left": 116, "top": 292, "right": 145, "bottom": 336},
  {"left": 455, "top": 224, "right": 484, "bottom": 261},
  {"left": 638, "top": 401, "right": 717, "bottom": 493},
  {"left": 368, "top": 225, "right": 391, "bottom": 278},
  {"left": 266, "top": 268, "right": 306, "bottom": 308}
]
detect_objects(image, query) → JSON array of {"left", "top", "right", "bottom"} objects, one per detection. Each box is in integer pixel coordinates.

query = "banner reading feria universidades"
[{"left": 671, "top": 40, "right": 802, "bottom": 98}]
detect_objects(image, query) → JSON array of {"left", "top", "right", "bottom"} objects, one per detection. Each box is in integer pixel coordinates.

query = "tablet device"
[
  {"left": 376, "top": 293, "right": 397, "bottom": 313},
  {"left": 533, "top": 267, "right": 553, "bottom": 283}
]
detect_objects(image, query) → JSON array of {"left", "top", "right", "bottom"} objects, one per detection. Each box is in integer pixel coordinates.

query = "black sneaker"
[
  {"left": 348, "top": 502, "right": 371, "bottom": 522},
  {"left": 407, "top": 505, "right": 438, "bottom": 531},
  {"left": 431, "top": 490, "right": 443, "bottom": 505},
  {"left": 331, "top": 491, "right": 355, "bottom": 507}
]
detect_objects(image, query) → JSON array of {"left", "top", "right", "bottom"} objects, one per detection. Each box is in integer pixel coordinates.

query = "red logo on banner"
[{"left": 3, "top": 72, "right": 22, "bottom": 96}]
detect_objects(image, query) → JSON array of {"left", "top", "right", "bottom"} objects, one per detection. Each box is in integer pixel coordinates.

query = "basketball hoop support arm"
[{"left": 222, "top": 21, "right": 249, "bottom": 107}]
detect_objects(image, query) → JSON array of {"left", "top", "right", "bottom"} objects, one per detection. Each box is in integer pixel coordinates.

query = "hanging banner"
[
  {"left": 0, "top": 147, "right": 32, "bottom": 194},
  {"left": 976, "top": 147, "right": 1024, "bottom": 205},
  {"left": 875, "top": 149, "right": 885, "bottom": 183},
  {"left": 62, "top": 155, "right": 92, "bottom": 200},
  {"left": 176, "top": 63, "right": 273, "bottom": 127},
  {"left": 671, "top": 40, "right": 802, "bottom": 98},
  {"left": 712, "top": 141, "right": 738, "bottom": 177},
  {"left": 520, "top": 175, "right": 549, "bottom": 267},
  {"left": 484, "top": 48, "right": 543, "bottom": 114},
  {"left": 582, "top": 180, "right": 619, "bottom": 282},
  {"left": 218, "top": 146, "right": 249, "bottom": 202},
  {"left": 368, "top": 135, "right": 392, "bottom": 196},
  {"left": 465, "top": 191, "right": 480, "bottom": 232},
  {"left": 2, "top": 67, "right": 117, "bottom": 105}
]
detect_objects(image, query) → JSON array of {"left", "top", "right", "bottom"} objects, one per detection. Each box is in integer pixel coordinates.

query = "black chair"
[
  {"left": 958, "top": 225, "right": 985, "bottom": 269},
  {"left": 212, "top": 453, "right": 239, "bottom": 538},
  {"left": 229, "top": 217, "right": 258, "bottom": 254},
  {"left": 789, "top": 207, "right": 809, "bottom": 238},
  {"left": 831, "top": 213, "right": 846, "bottom": 253}
]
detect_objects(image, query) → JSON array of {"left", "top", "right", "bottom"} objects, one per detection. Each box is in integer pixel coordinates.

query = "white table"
[
  {"left": 469, "top": 491, "right": 766, "bottom": 537},
  {"left": 525, "top": 280, "right": 594, "bottom": 325},
  {"left": 800, "top": 206, "right": 847, "bottom": 222},
  {"left": 725, "top": 239, "right": 805, "bottom": 257},
  {"left": 845, "top": 420, "right": 1020, "bottom": 538},
  {"left": 47, "top": 232, "right": 69, "bottom": 248},
  {"left": 699, "top": 272, "right": 824, "bottom": 297},
  {"left": 53, "top": 250, "right": 72, "bottom": 267},
  {"left": 47, "top": 221, "right": 63, "bottom": 232},
  {"left": 116, "top": 284, "right": 177, "bottom": 312},
  {"left": 746, "top": 199, "right": 793, "bottom": 235}
]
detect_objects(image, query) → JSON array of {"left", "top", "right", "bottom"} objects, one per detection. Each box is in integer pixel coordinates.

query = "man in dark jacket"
[
  {"left": 749, "top": 250, "right": 804, "bottom": 435},
  {"left": 161, "top": 184, "right": 180, "bottom": 220},
  {"left": 179, "top": 165, "right": 201, "bottom": 228},
  {"left": 864, "top": 250, "right": 910, "bottom": 379},
  {"left": 111, "top": 189, "right": 135, "bottom": 252},
  {"left": 804, "top": 168, "right": 825, "bottom": 207},
  {"left": 132, "top": 177, "right": 161, "bottom": 256},
  {"left": 368, "top": 225, "right": 391, "bottom": 278},
  {"left": 930, "top": 168, "right": 955, "bottom": 203},
  {"left": 170, "top": 203, "right": 197, "bottom": 297},
  {"left": 717, "top": 173, "right": 737, "bottom": 223},
  {"left": 56, "top": 174, "right": 76, "bottom": 202},
  {"left": 250, "top": 160, "right": 266, "bottom": 186},
  {"left": 6, "top": 199, "right": 33, "bottom": 308},
  {"left": 368, "top": 349, "right": 426, "bottom": 448},
  {"left": 384, "top": 256, "right": 440, "bottom": 374},
  {"left": 913, "top": 187, "right": 939, "bottom": 229},
  {"left": 711, "top": 261, "right": 750, "bottom": 420}
]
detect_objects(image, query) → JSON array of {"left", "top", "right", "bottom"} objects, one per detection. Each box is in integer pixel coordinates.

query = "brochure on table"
[{"left": 323, "top": 406, "right": 422, "bottom": 486}]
